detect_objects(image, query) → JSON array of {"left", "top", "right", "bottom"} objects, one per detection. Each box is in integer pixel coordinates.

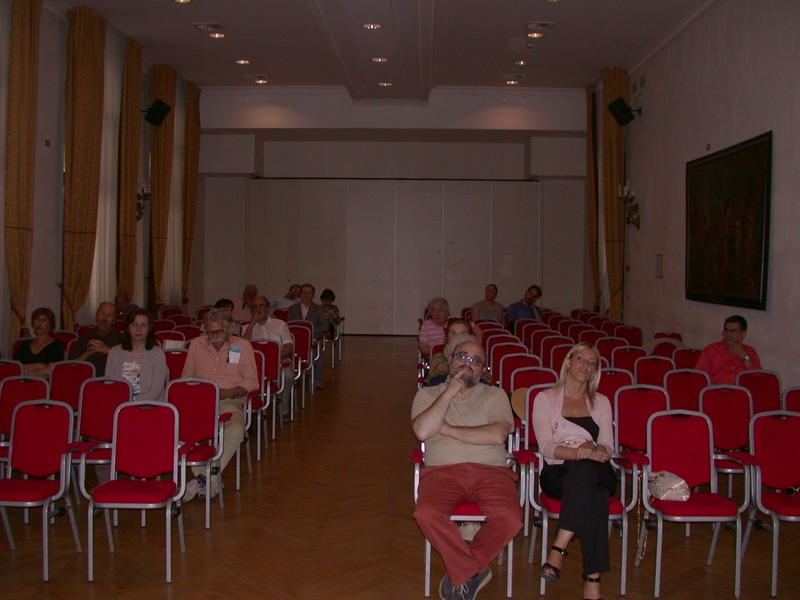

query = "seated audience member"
[
  {"left": 427, "top": 318, "right": 484, "bottom": 385},
  {"left": 114, "top": 292, "right": 138, "bottom": 320},
  {"left": 270, "top": 284, "right": 301, "bottom": 314},
  {"left": 419, "top": 297, "right": 450, "bottom": 356},
  {"left": 470, "top": 284, "right": 505, "bottom": 323},
  {"left": 506, "top": 285, "right": 543, "bottom": 333},
  {"left": 319, "top": 288, "right": 340, "bottom": 337},
  {"left": 532, "top": 342, "right": 614, "bottom": 600},
  {"left": 105, "top": 308, "right": 167, "bottom": 402},
  {"left": 231, "top": 284, "right": 258, "bottom": 322},
  {"left": 182, "top": 308, "right": 258, "bottom": 501},
  {"left": 242, "top": 296, "right": 295, "bottom": 417},
  {"left": 695, "top": 314, "right": 762, "bottom": 384},
  {"left": 13, "top": 307, "right": 64, "bottom": 377},
  {"left": 70, "top": 302, "right": 125, "bottom": 376},
  {"left": 214, "top": 298, "right": 235, "bottom": 319},
  {"left": 412, "top": 339, "right": 522, "bottom": 600},
  {"left": 287, "top": 284, "right": 328, "bottom": 390}
]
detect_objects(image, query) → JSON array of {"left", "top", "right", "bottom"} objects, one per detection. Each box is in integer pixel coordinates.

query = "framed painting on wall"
[{"left": 685, "top": 131, "right": 772, "bottom": 310}]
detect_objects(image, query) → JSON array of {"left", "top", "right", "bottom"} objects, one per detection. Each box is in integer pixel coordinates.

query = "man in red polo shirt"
[{"left": 695, "top": 315, "right": 761, "bottom": 385}]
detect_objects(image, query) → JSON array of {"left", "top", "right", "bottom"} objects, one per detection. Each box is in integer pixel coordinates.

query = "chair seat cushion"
[
  {"left": 452, "top": 502, "right": 485, "bottom": 518},
  {"left": 93, "top": 479, "right": 177, "bottom": 505},
  {"left": 250, "top": 398, "right": 267, "bottom": 410},
  {"left": 541, "top": 492, "right": 624, "bottom": 516},
  {"left": 0, "top": 478, "right": 60, "bottom": 502},
  {"left": 760, "top": 492, "right": 800, "bottom": 517},
  {"left": 185, "top": 445, "right": 217, "bottom": 462},
  {"left": 652, "top": 491, "right": 737, "bottom": 517}
]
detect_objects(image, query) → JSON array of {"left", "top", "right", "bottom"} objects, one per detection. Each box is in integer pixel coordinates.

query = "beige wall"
[{"left": 625, "top": 0, "right": 800, "bottom": 385}]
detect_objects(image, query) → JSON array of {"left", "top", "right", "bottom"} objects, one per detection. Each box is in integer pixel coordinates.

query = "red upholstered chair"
[
  {"left": 482, "top": 329, "right": 516, "bottom": 353},
  {"left": 509, "top": 318, "right": 536, "bottom": 336},
  {"left": 614, "top": 324, "right": 643, "bottom": 347},
  {"left": 0, "top": 400, "right": 81, "bottom": 581},
  {"left": 567, "top": 322, "right": 593, "bottom": 343},
  {"left": 154, "top": 318, "right": 175, "bottom": 332},
  {"left": 80, "top": 401, "right": 188, "bottom": 582},
  {"left": 250, "top": 339, "right": 286, "bottom": 439},
  {"left": 489, "top": 343, "right": 527, "bottom": 387},
  {"left": 654, "top": 330, "right": 683, "bottom": 341},
  {"left": 742, "top": 410, "right": 800, "bottom": 596},
  {"left": 49, "top": 361, "right": 96, "bottom": 413},
  {"left": 611, "top": 345, "right": 647, "bottom": 374},
  {"left": 76, "top": 325, "right": 94, "bottom": 336},
  {"left": 273, "top": 308, "right": 289, "bottom": 322},
  {"left": 577, "top": 310, "right": 595, "bottom": 323},
  {"left": 782, "top": 386, "right": 800, "bottom": 411},
  {"left": 11, "top": 337, "right": 30, "bottom": 359},
  {"left": 0, "top": 360, "right": 23, "bottom": 385},
  {"left": 595, "top": 336, "right": 627, "bottom": 362},
  {"left": 672, "top": 346, "right": 703, "bottom": 370},
  {"left": 596, "top": 368, "right": 633, "bottom": 412},
  {"left": 175, "top": 324, "right": 203, "bottom": 340},
  {"left": 288, "top": 323, "right": 313, "bottom": 408},
  {"left": 663, "top": 368, "right": 710, "bottom": 412},
  {"left": 196, "top": 306, "right": 213, "bottom": 321},
  {"left": 160, "top": 306, "right": 182, "bottom": 319},
  {"left": 539, "top": 335, "right": 572, "bottom": 369},
  {"left": 557, "top": 318, "right": 581, "bottom": 336},
  {"left": 476, "top": 321, "right": 504, "bottom": 332},
  {"left": 510, "top": 366, "right": 558, "bottom": 395},
  {"left": 736, "top": 370, "right": 782, "bottom": 415},
  {"left": 650, "top": 340, "right": 680, "bottom": 359},
  {"left": 1, "top": 376, "right": 50, "bottom": 471},
  {"left": 163, "top": 348, "right": 189, "bottom": 382},
  {"left": 519, "top": 322, "right": 550, "bottom": 352},
  {"left": 601, "top": 320, "right": 623, "bottom": 336},
  {"left": 578, "top": 329, "right": 605, "bottom": 345},
  {"left": 549, "top": 343, "right": 572, "bottom": 373},
  {"left": 166, "top": 378, "right": 227, "bottom": 529},
  {"left": 155, "top": 329, "right": 186, "bottom": 349},
  {"left": 587, "top": 315, "right": 608, "bottom": 330},
  {"left": 498, "top": 353, "right": 540, "bottom": 394},
  {"left": 51, "top": 331, "right": 77, "bottom": 359},
  {"left": 546, "top": 314, "right": 568, "bottom": 332},
  {"left": 633, "top": 355, "right": 674, "bottom": 386},
  {"left": 243, "top": 349, "right": 268, "bottom": 466},
  {"left": 167, "top": 314, "right": 192, "bottom": 327},
  {"left": 529, "top": 330, "right": 558, "bottom": 358},
  {"left": 636, "top": 411, "right": 745, "bottom": 598}
]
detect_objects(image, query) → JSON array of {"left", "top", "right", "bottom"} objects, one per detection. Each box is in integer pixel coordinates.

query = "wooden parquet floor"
[{"left": 1, "top": 336, "right": 796, "bottom": 599}]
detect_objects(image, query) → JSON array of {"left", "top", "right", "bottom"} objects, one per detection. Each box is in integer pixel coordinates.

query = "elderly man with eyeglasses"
[
  {"left": 412, "top": 340, "right": 522, "bottom": 600},
  {"left": 181, "top": 308, "right": 258, "bottom": 501}
]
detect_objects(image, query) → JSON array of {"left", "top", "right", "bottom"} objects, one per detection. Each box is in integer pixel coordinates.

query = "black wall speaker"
[
  {"left": 607, "top": 97, "right": 637, "bottom": 127},
  {"left": 144, "top": 99, "right": 171, "bottom": 127}
]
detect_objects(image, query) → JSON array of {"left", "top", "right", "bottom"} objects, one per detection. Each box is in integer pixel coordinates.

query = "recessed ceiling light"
[
  {"left": 378, "top": 82, "right": 392, "bottom": 87},
  {"left": 173, "top": 0, "right": 192, "bottom": 3},
  {"left": 254, "top": 78, "right": 268, "bottom": 85},
  {"left": 372, "top": 57, "right": 388, "bottom": 63},
  {"left": 527, "top": 32, "right": 544, "bottom": 39},
  {"left": 505, "top": 80, "right": 520, "bottom": 85},
  {"left": 209, "top": 32, "right": 225, "bottom": 39},
  {"left": 362, "top": 23, "right": 381, "bottom": 30},
  {"left": 236, "top": 59, "right": 250, "bottom": 65},
  {"left": 515, "top": 60, "right": 527, "bottom": 66}
]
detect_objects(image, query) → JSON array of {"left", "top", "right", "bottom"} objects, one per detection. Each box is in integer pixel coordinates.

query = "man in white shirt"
[
  {"left": 270, "top": 284, "right": 301, "bottom": 315},
  {"left": 242, "top": 296, "right": 295, "bottom": 417}
]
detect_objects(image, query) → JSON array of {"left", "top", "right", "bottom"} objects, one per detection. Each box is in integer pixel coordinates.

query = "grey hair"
[
  {"left": 443, "top": 333, "right": 478, "bottom": 360},
  {"left": 427, "top": 297, "right": 450, "bottom": 314},
  {"left": 203, "top": 307, "right": 236, "bottom": 335}
]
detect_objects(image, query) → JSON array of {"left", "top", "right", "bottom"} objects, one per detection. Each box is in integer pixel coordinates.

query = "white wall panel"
[
  {"left": 204, "top": 177, "right": 248, "bottom": 302},
  {"left": 200, "top": 134, "right": 255, "bottom": 173},
  {"left": 530, "top": 137, "right": 586, "bottom": 177}
]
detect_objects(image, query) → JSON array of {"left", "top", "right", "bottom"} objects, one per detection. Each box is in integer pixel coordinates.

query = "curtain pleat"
[
  {"left": 181, "top": 83, "right": 200, "bottom": 314},
  {"left": 585, "top": 86, "right": 601, "bottom": 313},
  {"left": 4, "top": 0, "right": 42, "bottom": 341},
  {"left": 116, "top": 38, "right": 142, "bottom": 302},
  {"left": 601, "top": 67, "right": 629, "bottom": 320},
  {"left": 148, "top": 64, "right": 177, "bottom": 309},
  {"left": 61, "top": 7, "right": 106, "bottom": 330}
]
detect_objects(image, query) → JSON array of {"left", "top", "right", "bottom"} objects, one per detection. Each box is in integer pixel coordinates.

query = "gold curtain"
[
  {"left": 4, "top": 0, "right": 42, "bottom": 341},
  {"left": 62, "top": 7, "right": 106, "bottom": 330},
  {"left": 148, "top": 65, "right": 177, "bottom": 309},
  {"left": 601, "top": 67, "right": 630, "bottom": 320},
  {"left": 181, "top": 83, "right": 201, "bottom": 314},
  {"left": 116, "top": 39, "right": 142, "bottom": 302},
  {"left": 585, "top": 86, "right": 601, "bottom": 313}
]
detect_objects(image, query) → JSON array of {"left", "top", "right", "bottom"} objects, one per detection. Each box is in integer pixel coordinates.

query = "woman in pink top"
[{"left": 531, "top": 342, "right": 614, "bottom": 600}]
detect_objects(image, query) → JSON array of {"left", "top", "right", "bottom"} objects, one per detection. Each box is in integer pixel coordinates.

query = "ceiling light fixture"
[
  {"left": 527, "top": 32, "right": 544, "bottom": 39},
  {"left": 362, "top": 23, "right": 381, "bottom": 30},
  {"left": 372, "top": 57, "right": 388, "bottom": 63},
  {"left": 236, "top": 59, "right": 250, "bottom": 65},
  {"left": 505, "top": 80, "right": 520, "bottom": 85},
  {"left": 515, "top": 60, "right": 527, "bottom": 66},
  {"left": 254, "top": 77, "right": 268, "bottom": 85},
  {"left": 378, "top": 82, "right": 392, "bottom": 87},
  {"left": 173, "top": 0, "right": 192, "bottom": 3},
  {"left": 209, "top": 32, "right": 225, "bottom": 38}
]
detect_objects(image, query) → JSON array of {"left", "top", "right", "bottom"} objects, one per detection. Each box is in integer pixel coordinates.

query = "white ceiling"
[{"left": 47, "top": 0, "right": 715, "bottom": 102}]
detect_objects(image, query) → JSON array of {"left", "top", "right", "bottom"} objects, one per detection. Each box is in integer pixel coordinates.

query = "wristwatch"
[{"left": 742, "top": 355, "right": 750, "bottom": 362}]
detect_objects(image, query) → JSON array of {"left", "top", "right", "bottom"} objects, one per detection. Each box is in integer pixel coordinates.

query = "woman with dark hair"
[
  {"left": 531, "top": 342, "right": 615, "bottom": 600},
  {"left": 319, "top": 288, "right": 340, "bottom": 336},
  {"left": 13, "top": 307, "right": 64, "bottom": 377},
  {"left": 105, "top": 308, "right": 167, "bottom": 401}
]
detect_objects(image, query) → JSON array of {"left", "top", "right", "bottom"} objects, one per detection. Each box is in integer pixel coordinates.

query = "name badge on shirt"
[{"left": 228, "top": 344, "right": 242, "bottom": 364}]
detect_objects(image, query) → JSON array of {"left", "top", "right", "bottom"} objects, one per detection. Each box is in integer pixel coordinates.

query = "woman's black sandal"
[
  {"left": 582, "top": 573, "right": 602, "bottom": 600},
  {"left": 539, "top": 545, "right": 568, "bottom": 583}
]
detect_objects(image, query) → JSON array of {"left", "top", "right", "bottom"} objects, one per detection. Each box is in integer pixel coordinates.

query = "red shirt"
[{"left": 695, "top": 340, "right": 761, "bottom": 385}]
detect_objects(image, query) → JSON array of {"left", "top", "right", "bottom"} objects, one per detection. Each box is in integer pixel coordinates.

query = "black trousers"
[{"left": 540, "top": 459, "right": 617, "bottom": 575}]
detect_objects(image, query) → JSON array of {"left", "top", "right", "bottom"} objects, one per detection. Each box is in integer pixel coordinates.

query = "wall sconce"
[{"left": 136, "top": 186, "right": 151, "bottom": 221}]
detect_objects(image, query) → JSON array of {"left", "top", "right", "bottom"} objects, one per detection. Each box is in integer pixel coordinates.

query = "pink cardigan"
[{"left": 531, "top": 386, "right": 614, "bottom": 465}]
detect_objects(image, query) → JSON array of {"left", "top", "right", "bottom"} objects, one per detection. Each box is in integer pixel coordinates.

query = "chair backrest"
[
  {"left": 614, "top": 324, "right": 643, "bottom": 347},
  {"left": 578, "top": 329, "right": 605, "bottom": 345},
  {"left": 0, "top": 359, "right": 24, "bottom": 384},
  {"left": 155, "top": 330, "right": 186, "bottom": 347},
  {"left": 699, "top": 385, "right": 753, "bottom": 451},
  {"left": 614, "top": 384, "right": 670, "bottom": 453},
  {"left": 783, "top": 386, "right": 800, "bottom": 412},
  {"left": 650, "top": 340, "right": 680, "bottom": 358},
  {"left": 750, "top": 411, "right": 800, "bottom": 490},
  {"left": 527, "top": 328, "right": 555, "bottom": 356},
  {"left": 0, "top": 376, "right": 50, "bottom": 437},
  {"left": 477, "top": 321, "right": 504, "bottom": 331},
  {"left": 287, "top": 323, "right": 312, "bottom": 364},
  {"left": 9, "top": 400, "right": 74, "bottom": 478},
  {"left": 595, "top": 336, "right": 627, "bottom": 361},
  {"left": 489, "top": 343, "right": 527, "bottom": 386},
  {"left": 539, "top": 335, "right": 572, "bottom": 368},
  {"left": 509, "top": 318, "right": 536, "bottom": 335},
  {"left": 485, "top": 335, "right": 520, "bottom": 364},
  {"left": 76, "top": 378, "right": 133, "bottom": 442},
  {"left": 111, "top": 401, "right": 179, "bottom": 480},
  {"left": 167, "top": 314, "right": 193, "bottom": 327},
  {"left": 736, "top": 370, "right": 782, "bottom": 414},
  {"left": 49, "top": 361, "right": 96, "bottom": 412},
  {"left": 161, "top": 306, "right": 183, "bottom": 319},
  {"left": 498, "top": 353, "right": 540, "bottom": 394},
  {"left": 654, "top": 330, "right": 683, "bottom": 341},
  {"left": 611, "top": 345, "right": 647, "bottom": 373},
  {"left": 663, "top": 369, "right": 710, "bottom": 412},
  {"left": 11, "top": 337, "right": 30, "bottom": 358},
  {"left": 273, "top": 308, "right": 289, "bottom": 322},
  {"left": 76, "top": 324, "right": 94, "bottom": 336},
  {"left": 510, "top": 366, "right": 557, "bottom": 394},
  {"left": 567, "top": 323, "right": 593, "bottom": 343},
  {"left": 250, "top": 339, "right": 282, "bottom": 382},
  {"left": 154, "top": 318, "right": 176, "bottom": 332},
  {"left": 175, "top": 324, "right": 203, "bottom": 340},
  {"left": 163, "top": 349, "right": 189, "bottom": 382},
  {"left": 523, "top": 384, "right": 558, "bottom": 449},
  {"left": 519, "top": 321, "right": 550, "bottom": 352},
  {"left": 549, "top": 344, "right": 573, "bottom": 373},
  {"left": 557, "top": 319, "right": 581, "bottom": 336},
  {"left": 481, "top": 329, "right": 514, "bottom": 353},
  {"left": 51, "top": 330, "right": 78, "bottom": 352},
  {"left": 430, "top": 343, "right": 445, "bottom": 357},
  {"left": 647, "top": 410, "right": 714, "bottom": 490},
  {"left": 596, "top": 368, "right": 633, "bottom": 406},
  {"left": 672, "top": 346, "right": 703, "bottom": 370},
  {"left": 166, "top": 378, "right": 220, "bottom": 445},
  {"left": 634, "top": 355, "right": 674, "bottom": 386},
  {"left": 196, "top": 306, "right": 213, "bottom": 321},
  {"left": 601, "top": 320, "right": 623, "bottom": 336},
  {"left": 249, "top": 350, "right": 266, "bottom": 401},
  {"left": 587, "top": 315, "right": 608, "bottom": 330}
]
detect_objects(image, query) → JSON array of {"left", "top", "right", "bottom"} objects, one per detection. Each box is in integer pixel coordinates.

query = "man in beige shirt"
[{"left": 411, "top": 340, "right": 521, "bottom": 600}]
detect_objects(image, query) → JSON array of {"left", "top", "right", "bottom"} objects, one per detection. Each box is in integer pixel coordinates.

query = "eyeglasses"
[
  {"left": 206, "top": 328, "right": 227, "bottom": 337},
  {"left": 781, "top": 486, "right": 800, "bottom": 496},
  {"left": 722, "top": 328, "right": 743, "bottom": 335},
  {"left": 252, "top": 304, "right": 267, "bottom": 308},
  {"left": 453, "top": 351, "right": 484, "bottom": 367}
]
